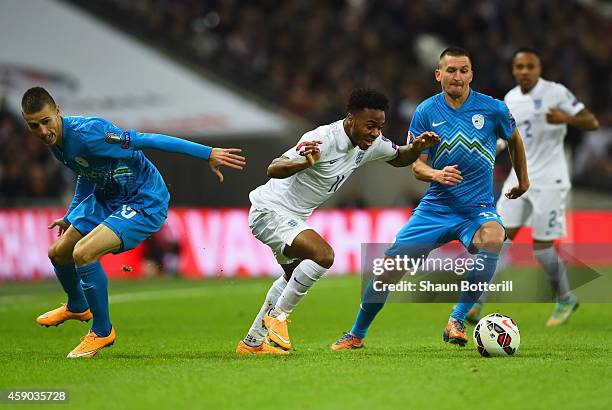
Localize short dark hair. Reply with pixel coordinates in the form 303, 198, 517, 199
512, 47, 540, 60
346, 88, 389, 113
439, 46, 472, 67
21, 87, 56, 114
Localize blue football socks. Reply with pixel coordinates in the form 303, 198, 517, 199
76, 262, 112, 337
52, 261, 89, 313
350, 278, 391, 339
452, 250, 499, 321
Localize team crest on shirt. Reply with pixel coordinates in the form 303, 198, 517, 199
105, 131, 121, 144
74, 156, 89, 167
534, 99, 542, 110
472, 114, 485, 130
355, 151, 365, 165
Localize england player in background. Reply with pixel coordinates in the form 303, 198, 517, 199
236, 88, 439, 354
468, 48, 599, 326
22, 87, 246, 358
332, 47, 529, 350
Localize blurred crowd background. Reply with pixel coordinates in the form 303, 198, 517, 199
1, 0, 610, 206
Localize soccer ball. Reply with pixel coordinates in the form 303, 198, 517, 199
473, 313, 520, 357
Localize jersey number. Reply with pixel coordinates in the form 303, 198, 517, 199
328, 175, 346, 193
121, 205, 137, 219
523, 120, 533, 138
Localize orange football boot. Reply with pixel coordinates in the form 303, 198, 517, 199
235, 340, 289, 355
66, 327, 116, 358
263, 311, 291, 350
330, 332, 364, 351
443, 317, 468, 346
36, 303, 92, 327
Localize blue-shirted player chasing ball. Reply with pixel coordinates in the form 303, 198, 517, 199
21, 87, 246, 358
332, 47, 530, 350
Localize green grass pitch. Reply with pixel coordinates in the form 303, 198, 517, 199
1, 274, 611, 410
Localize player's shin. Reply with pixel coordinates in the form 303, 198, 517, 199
52, 261, 89, 313
350, 278, 391, 339
534, 246, 572, 301
76, 262, 112, 337
452, 251, 499, 321
477, 239, 512, 304
244, 275, 288, 346
273, 260, 327, 315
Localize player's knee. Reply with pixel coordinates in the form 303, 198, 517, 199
475, 225, 505, 254
72, 243, 97, 267
314, 246, 335, 269
48, 242, 72, 265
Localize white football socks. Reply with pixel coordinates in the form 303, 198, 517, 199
244, 275, 287, 346
273, 259, 328, 315
534, 246, 572, 301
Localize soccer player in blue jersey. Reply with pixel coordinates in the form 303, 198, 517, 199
21, 87, 246, 358
332, 47, 530, 349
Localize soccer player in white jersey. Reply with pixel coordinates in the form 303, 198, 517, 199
468, 48, 599, 326
235, 88, 440, 354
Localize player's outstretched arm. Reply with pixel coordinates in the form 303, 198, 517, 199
267, 141, 321, 179
546, 108, 599, 131
504, 129, 530, 199
128, 132, 246, 182
387, 132, 439, 167
412, 154, 463, 186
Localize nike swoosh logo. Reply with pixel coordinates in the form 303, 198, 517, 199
67, 348, 101, 358
432, 121, 446, 127
269, 329, 291, 345
109, 215, 122, 220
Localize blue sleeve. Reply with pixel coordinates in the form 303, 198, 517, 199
81, 118, 212, 160
64, 176, 95, 222
408, 105, 430, 153
130, 132, 212, 160
496, 101, 516, 140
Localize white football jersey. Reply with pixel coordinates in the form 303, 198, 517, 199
503, 78, 584, 188
249, 119, 399, 218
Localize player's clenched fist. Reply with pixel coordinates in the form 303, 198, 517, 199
434, 164, 463, 186
296, 140, 322, 164
504, 181, 530, 199
411, 131, 440, 152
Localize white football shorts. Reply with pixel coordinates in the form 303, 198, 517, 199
497, 186, 569, 241
248, 206, 311, 265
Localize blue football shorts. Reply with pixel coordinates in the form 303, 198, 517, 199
386, 206, 504, 257
65, 194, 167, 253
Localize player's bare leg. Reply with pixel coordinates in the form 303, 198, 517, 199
67, 224, 120, 358
263, 229, 333, 350
533, 239, 578, 326
447, 222, 504, 346
37, 226, 93, 327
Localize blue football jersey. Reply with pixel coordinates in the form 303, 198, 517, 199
51, 116, 170, 213
409, 90, 516, 211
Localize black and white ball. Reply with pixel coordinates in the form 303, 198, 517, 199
473, 313, 520, 357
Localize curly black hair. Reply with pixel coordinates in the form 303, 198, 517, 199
346, 88, 389, 114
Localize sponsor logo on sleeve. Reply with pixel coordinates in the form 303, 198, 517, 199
121, 131, 131, 149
